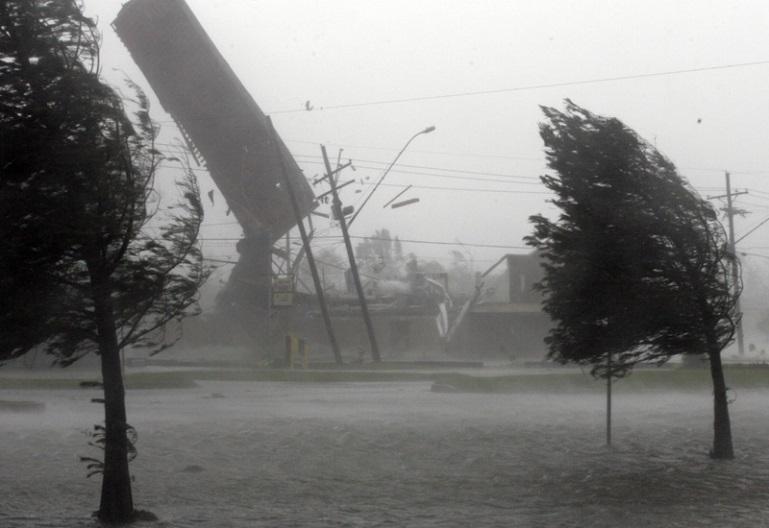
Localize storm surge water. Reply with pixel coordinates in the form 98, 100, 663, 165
3, 381, 769, 527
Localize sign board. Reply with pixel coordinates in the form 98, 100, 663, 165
272, 275, 295, 307
271, 292, 294, 307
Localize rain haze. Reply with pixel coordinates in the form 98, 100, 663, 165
87, 0, 769, 290
4, 1, 769, 527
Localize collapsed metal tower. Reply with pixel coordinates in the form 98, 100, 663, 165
113, 0, 315, 312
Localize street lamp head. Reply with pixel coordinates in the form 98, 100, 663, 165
348, 124, 435, 226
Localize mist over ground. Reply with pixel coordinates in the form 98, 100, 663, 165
3, 373, 769, 527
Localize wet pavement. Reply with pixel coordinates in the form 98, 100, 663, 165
2, 380, 769, 527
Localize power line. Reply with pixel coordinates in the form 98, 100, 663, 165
681, 166, 769, 176
161, 154, 546, 188
289, 139, 769, 176
156, 163, 549, 194
313, 235, 527, 250
377, 182, 551, 195
741, 251, 769, 261
286, 138, 543, 163
740, 202, 769, 213
269, 60, 769, 114
199, 235, 527, 250
745, 189, 769, 199
737, 215, 769, 244
205, 247, 503, 267
156, 158, 763, 198
304, 162, 543, 187
294, 154, 542, 182
736, 200, 769, 210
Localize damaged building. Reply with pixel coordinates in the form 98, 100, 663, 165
288, 252, 550, 362
113, 0, 549, 364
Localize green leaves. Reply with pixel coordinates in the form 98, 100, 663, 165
528, 101, 738, 374
0, 0, 210, 363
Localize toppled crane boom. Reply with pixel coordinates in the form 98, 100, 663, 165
113, 0, 314, 242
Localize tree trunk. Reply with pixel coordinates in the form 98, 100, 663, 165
707, 345, 734, 459
91, 274, 135, 522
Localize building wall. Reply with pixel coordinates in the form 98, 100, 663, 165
285, 309, 445, 362
506, 252, 545, 303
463, 312, 549, 360
241, 252, 553, 363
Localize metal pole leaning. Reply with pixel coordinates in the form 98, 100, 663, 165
321, 145, 382, 362
267, 117, 343, 365
725, 171, 745, 356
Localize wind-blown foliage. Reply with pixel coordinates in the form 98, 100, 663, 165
1, 0, 209, 520
1, 1, 207, 364
0, 0, 102, 359
527, 100, 739, 458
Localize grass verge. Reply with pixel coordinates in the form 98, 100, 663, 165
1, 364, 769, 392
432, 365, 769, 393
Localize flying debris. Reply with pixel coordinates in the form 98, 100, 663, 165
383, 184, 413, 208
391, 197, 420, 209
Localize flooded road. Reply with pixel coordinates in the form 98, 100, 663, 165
3, 380, 769, 527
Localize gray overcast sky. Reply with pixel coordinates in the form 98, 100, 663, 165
86, 0, 769, 270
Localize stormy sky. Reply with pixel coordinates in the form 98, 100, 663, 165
85, 0, 769, 291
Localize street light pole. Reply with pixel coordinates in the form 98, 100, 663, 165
348, 125, 435, 227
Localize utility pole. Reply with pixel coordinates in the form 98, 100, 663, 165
267, 117, 342, 365
724, 171, 745, 356
320, 145, 382, 362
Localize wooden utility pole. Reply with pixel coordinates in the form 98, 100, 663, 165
321, 145, 381, 362
724, 171, 745, 356
267, 118, 342, 365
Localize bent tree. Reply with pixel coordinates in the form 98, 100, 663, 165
526, 100, 740, 459
1, 0, 209, 521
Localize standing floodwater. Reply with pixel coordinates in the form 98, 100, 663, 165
3, 380, 769, 527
